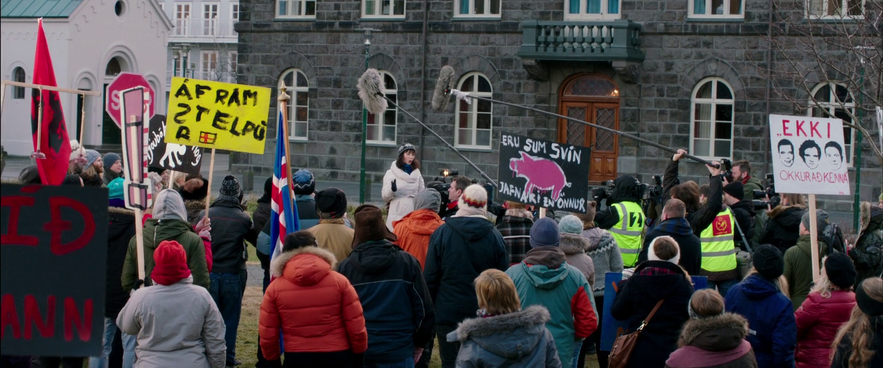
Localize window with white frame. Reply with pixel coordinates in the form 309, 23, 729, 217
564, 0, 621, 20
203, 3, 219, 36
689, 0, 744, 19
175, 3, 191, 36
366, 71, 397, 143
807, 0, 864, 18
201, 51, 218, 80
231, 3, 239, 20
455, 0, 501, 17
455, 73, 493, 148
276, 0, 316, 18
690, 78, 734, 159
363, 0, 405, 18
12, 67, 25, 99
808, 82, 856, 166
280, 69, 309, 140
227, 51, 237, 83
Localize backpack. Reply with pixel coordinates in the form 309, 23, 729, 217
821, 223, 846, 255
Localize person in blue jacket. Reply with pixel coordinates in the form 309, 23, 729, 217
725, 244, 796, 368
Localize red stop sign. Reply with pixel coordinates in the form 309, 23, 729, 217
106, 73, 156, 128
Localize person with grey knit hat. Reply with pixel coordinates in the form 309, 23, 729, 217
80, 149, 104, 187
195, 175, 257, 366
425, 184, 508, 368
394, 189, 444, 269
382, 143, 425, 231
783, 209, 830, 310
102, 152, 123, 185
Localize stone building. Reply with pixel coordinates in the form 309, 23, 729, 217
233, 0, 882, 207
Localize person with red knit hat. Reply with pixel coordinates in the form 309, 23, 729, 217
117, 240, 226, 368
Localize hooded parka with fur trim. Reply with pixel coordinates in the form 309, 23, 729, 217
448, 306, 562, 368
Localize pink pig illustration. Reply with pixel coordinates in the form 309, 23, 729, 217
509, 152, 572, 201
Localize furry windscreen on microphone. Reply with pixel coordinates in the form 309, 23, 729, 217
357, 68, 388, 115
431, 65, 456, 111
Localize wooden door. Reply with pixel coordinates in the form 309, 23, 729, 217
558, 74, 620, 183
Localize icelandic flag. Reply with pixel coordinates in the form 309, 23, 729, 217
269, 110, 300, 264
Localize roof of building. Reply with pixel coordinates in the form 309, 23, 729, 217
1, 0, 84, 18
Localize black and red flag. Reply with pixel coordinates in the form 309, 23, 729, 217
30, 18, 72, 185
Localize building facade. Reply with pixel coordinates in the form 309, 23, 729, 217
234, 0, 882, 206
1, 0, 171, 153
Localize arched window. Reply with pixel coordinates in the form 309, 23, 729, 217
12, 67, 25, 99
279, 69, 309, 140
690, 78, 734, 159
366, 71, 397, 143
455, 73, 493, 148
106, 57, 122, 76
808, 82, 856, 166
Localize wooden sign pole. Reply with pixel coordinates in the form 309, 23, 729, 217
539, 207, 547, 219
204, 148, 216, 216
808, 194, 820, 282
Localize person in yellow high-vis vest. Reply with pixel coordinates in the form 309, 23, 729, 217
593, 175, 645, 268
700, 206, 740, 297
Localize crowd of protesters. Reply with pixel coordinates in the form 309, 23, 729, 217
5, 142, 883, 368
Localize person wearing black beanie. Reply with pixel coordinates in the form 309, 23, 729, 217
306, 188, 355, 266
725, 244, 796, 368
831, 277, 883, 368
794, 253, 857, 367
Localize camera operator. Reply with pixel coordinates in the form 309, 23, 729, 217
722, 182, 756, 250
663, 149, 725, 236
439, 176, 472, 220
731, 160, 764, 200
592, 175, 645, 268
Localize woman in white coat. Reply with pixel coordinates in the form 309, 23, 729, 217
382, 143, 425, 231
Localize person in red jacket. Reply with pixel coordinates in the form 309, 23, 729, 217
259, 231, 368, 368
794, 252, 857, 368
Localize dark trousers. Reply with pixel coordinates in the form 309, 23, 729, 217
282, 351, 356, 368
256, 254, 272, 368
435, 323, 459, 368
590, 294, 609, 368
210, 272, 244, 365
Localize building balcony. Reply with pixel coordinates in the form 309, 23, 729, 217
169, 18, 237, 44
518, 19, 645, 81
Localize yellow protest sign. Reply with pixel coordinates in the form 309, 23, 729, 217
165, 77, 271, 154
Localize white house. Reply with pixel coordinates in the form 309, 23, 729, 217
1, 0, 172, 155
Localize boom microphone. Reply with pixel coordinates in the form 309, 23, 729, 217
357, 68, 387, 115
437, 66, 719, 168
431, 65, 456, 112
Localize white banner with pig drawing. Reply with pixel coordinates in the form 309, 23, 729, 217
497, 133, 590, 213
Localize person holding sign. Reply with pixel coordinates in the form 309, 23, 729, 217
382, 143, 426, 231
592, 175, 646, 268
783, 210, 830, 311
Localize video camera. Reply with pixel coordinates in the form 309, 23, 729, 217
592, 179, 617, 203
426, 168, 459, 211
719, 158, 734, 183
751, 173, 780, 210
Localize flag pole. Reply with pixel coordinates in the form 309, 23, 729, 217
278, 85, 295, 200
31, 86, 46, 160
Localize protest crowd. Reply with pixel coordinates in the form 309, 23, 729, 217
5, 141, 883, 368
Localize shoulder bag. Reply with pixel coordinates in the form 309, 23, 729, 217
607, 298, 665, 368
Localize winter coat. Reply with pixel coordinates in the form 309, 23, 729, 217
850, 201, 883, 288
337, 240, 435, 364
122, 191, 209, 292
393, 208, 444, 269
584, 227, 622, 297
252, 200, 272, 236
295, 195, 320, 230
611, 260, 694, 368
184, 199, 206, 224
794, 290, 855, 368
742, 176, 765, 200
595, 175, 644, 229
560, 233, 595, 288
117, 276, 226, 368
424, 216, 509, 325
830, 321, 883, 368
105, 207, 136, 319
760, 205, 807, 254
259, 247, 368, 361
448, 306, 562, 368
638, 217, 702, 276
783, 235, 828, 311
382, 161, 425, 231
495, 211, 534, 265
666, 313, 758, 368
195, 196, 257, 274
306, 218, 355, 267
506, 246, 598, 368
725, 274, 796, 368
730, 200, 757, 249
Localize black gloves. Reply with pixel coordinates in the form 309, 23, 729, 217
391, 179, 397, 192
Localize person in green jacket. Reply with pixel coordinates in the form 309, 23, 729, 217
121, 189, 210, 292
783, 209, 829, 311
731, 160, 764, 200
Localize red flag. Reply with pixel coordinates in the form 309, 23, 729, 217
31, 18, 72, 185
